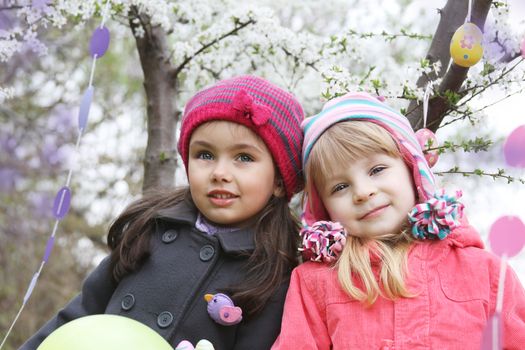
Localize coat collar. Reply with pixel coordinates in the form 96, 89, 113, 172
155, 198, 256, 254
411, 215, 484, 265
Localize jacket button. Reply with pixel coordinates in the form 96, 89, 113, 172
199, 245, 215, 261
161, 230, 178, 243
157, 311, 174, 328
121, 293, 135, 311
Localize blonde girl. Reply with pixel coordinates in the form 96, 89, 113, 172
273, 92, 525, 349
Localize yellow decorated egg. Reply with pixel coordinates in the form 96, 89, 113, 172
450, 22, 483, 67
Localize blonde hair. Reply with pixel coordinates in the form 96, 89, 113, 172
304, 121, 415, 305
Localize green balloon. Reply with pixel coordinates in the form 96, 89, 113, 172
37, 314, 173, 350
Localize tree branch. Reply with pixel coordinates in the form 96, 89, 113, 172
406, 0, 492, 132
436, 167, 525, 184
0, 5, 25, 11
173, 19, 255, 77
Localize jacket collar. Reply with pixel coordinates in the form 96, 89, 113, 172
412, 215, 484, 264
155, 198, 256, 254
444, 215, 484, 249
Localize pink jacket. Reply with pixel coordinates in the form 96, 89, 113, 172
272, 221, 525, 349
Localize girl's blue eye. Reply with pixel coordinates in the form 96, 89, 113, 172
332, 183, 348, 193
238, 153, 254, 162
370, 166, 386, 175
197, 151, 213, 160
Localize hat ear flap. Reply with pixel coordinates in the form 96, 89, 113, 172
303, 186, 331, 226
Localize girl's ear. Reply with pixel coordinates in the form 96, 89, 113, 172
273, 178, 285, 198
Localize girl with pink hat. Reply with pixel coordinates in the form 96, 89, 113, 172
21, 76, 305, 350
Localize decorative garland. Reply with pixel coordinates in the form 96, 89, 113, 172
0, 2, 111, 348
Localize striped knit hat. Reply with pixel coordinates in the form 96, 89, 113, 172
302, 92, 437, 226
178, 75, 304, 201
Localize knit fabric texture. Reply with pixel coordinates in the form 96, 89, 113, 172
301, 92, 436, 225
178, 75, 305, 200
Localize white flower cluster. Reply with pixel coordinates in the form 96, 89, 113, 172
0, 86, 15, 103
0, 0, 97, 62
483, 5, 522, 64
0, 35, 22, 62
319, 64, 359, 99
0, 0, 523, 120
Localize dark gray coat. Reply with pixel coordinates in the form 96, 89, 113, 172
20, 199, 290, 350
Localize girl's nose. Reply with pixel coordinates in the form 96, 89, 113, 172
352, 179, 377, 203
211, 160, 233, 182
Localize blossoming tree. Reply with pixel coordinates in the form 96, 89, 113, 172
0, 0, 524, 348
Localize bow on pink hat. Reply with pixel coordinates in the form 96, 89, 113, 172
231, 90, 271, 126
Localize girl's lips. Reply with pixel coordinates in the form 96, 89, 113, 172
209, 197, 236, 207
207, 190, 238, 207
360, 204, 389, 220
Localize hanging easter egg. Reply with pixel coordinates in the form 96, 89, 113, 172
78, 86, 94, 132
43, 236, 55, 263
488, 216, 525, 258
415, 128, 439, 167
450, 22, 483, 67
503, 125, 525, 167
23, 272, 41, 304
89, 26, 110, 58
52, 186, 71, 220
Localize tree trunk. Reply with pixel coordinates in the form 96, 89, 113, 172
406, 0, 492, 132
129, 11, 178, 192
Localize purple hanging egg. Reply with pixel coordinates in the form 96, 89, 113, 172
89, 26, 110, 58
43, 236, 55, 262
78, 86, 94, 131
503, 125, 525, 167
52, 186, 71, 220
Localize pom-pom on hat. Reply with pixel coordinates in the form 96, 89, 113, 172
178, 75, 305, 201
301, 92, 436, 226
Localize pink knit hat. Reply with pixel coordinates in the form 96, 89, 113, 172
178, 75, 304, 201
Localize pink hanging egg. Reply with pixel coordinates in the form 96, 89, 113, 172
415, 128, 439, 167
489, 216, 525, 258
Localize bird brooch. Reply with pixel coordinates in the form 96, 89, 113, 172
204, 293, 243, 326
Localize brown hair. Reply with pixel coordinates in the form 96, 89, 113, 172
304, 121, 415, 305
107, 187, 300, 317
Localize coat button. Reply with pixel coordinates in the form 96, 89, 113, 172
199, 245, 215, 261
157, 311, 173, 328
161, 230, 178, 243
121, 293, 135, 311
